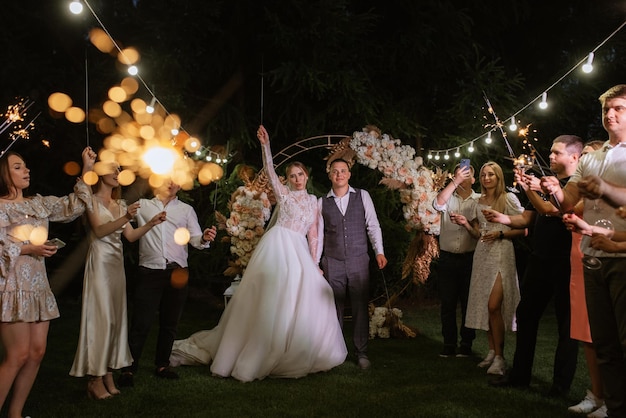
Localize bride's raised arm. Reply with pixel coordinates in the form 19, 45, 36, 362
257, 125, 288, 197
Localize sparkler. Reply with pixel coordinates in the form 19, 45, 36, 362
0, 98, 34, 136
482, 93, 561, 209
1, 99, 41, 157
482, 92, 515, 159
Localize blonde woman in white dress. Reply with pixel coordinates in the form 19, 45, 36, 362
465, 161, 524, 376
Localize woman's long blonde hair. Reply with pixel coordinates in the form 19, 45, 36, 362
479, 161, 507, 213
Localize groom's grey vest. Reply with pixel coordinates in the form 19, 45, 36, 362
321, 189, 368, 261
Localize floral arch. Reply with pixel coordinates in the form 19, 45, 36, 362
216, 126, 447, 285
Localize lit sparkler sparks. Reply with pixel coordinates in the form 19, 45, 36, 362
0, 98, 34, 136
1, 98, 41, 157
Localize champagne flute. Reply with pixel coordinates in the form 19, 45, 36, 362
514, 153, 533, 174
582, 219, 614, 270
480, 221, 490, 241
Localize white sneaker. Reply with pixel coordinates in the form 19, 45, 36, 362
477, 349, 495, 368
568, 390, 602, 414
486, 355, 506, 375
587, 404, 607, 418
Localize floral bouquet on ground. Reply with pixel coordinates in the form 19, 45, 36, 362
368, 303, 418, 339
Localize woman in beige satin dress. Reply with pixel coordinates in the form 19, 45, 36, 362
69, 163, 166, 399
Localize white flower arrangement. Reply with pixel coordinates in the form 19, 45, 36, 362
219, 183, 272, 276
369, 306, 416, 339
349, 126, 441, 235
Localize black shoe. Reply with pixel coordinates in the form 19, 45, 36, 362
357, 356, 371, 370
488, 374, 528, 389
439, 345, 456, 358
118, 372, 134, 387
456, 345, 473, 358
155, 366, 179, 379
545, 385, 568, 398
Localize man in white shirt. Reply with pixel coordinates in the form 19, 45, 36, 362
119, 179, 216, 386
433, 163, 480, 357
318, 159, 387, 370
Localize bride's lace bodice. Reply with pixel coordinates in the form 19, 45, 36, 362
273, 191, 317, 235
262, 143, 318, 236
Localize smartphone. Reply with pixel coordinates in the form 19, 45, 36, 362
45, 238, 66, 249
460, 158, 470, 171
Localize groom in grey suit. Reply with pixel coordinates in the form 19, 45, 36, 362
318, 158, 387, 370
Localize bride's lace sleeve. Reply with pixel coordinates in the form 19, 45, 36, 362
307, 196, 320, 262
261, 142, 288, 198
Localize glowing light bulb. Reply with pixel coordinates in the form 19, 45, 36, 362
509, 117, 517, 131
434, 153, 440, 161
485, 131, 492, 144
69, 0, 83, 14
468, 142, 475, 153
128, 65, 139, 76
444, 151, 450, 160
146, 97, 156, 114
539, 92, 548, 109
454, 148, 461, 158
582, 52, 594, 73
427, 151, 433, 160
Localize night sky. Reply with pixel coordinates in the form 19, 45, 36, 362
1, 0, 626, 191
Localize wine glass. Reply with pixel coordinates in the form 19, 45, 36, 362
582, 219, 614, 270
514, 154, 534, 173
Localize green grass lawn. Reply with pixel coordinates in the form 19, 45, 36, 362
5, 294, 589, 417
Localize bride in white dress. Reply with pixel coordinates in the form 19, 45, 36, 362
170, 125, 347, 382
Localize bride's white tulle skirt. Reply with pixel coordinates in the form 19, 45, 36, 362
170, 226, 348, 382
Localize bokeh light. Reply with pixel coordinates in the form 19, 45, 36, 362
48, 92, 73, 113
121, 77, 139, 96
108, 87, 128, 103
29, 226, 48, 246
170, 268, 189, 289
83, 170, 99, 186
118, 169, 136, 186
63, 161, 81, 176
174, 227, 191, 245
143, 146, 177, 175
118, 47, 140, 65
65, 107, 86, 123
89, 28, 115, 53
184, 137, 201, 153
103, 100, 123, 118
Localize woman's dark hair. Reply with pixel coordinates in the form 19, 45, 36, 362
0, 151, 26, 198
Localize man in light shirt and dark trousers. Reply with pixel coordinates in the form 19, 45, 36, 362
119, 180, 216, 386
433, 163, 480, 358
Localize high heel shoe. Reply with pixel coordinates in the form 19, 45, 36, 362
87, 376, 112, 400
103, 372, 121, 395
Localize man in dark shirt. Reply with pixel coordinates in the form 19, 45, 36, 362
484, 135, 583, 396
